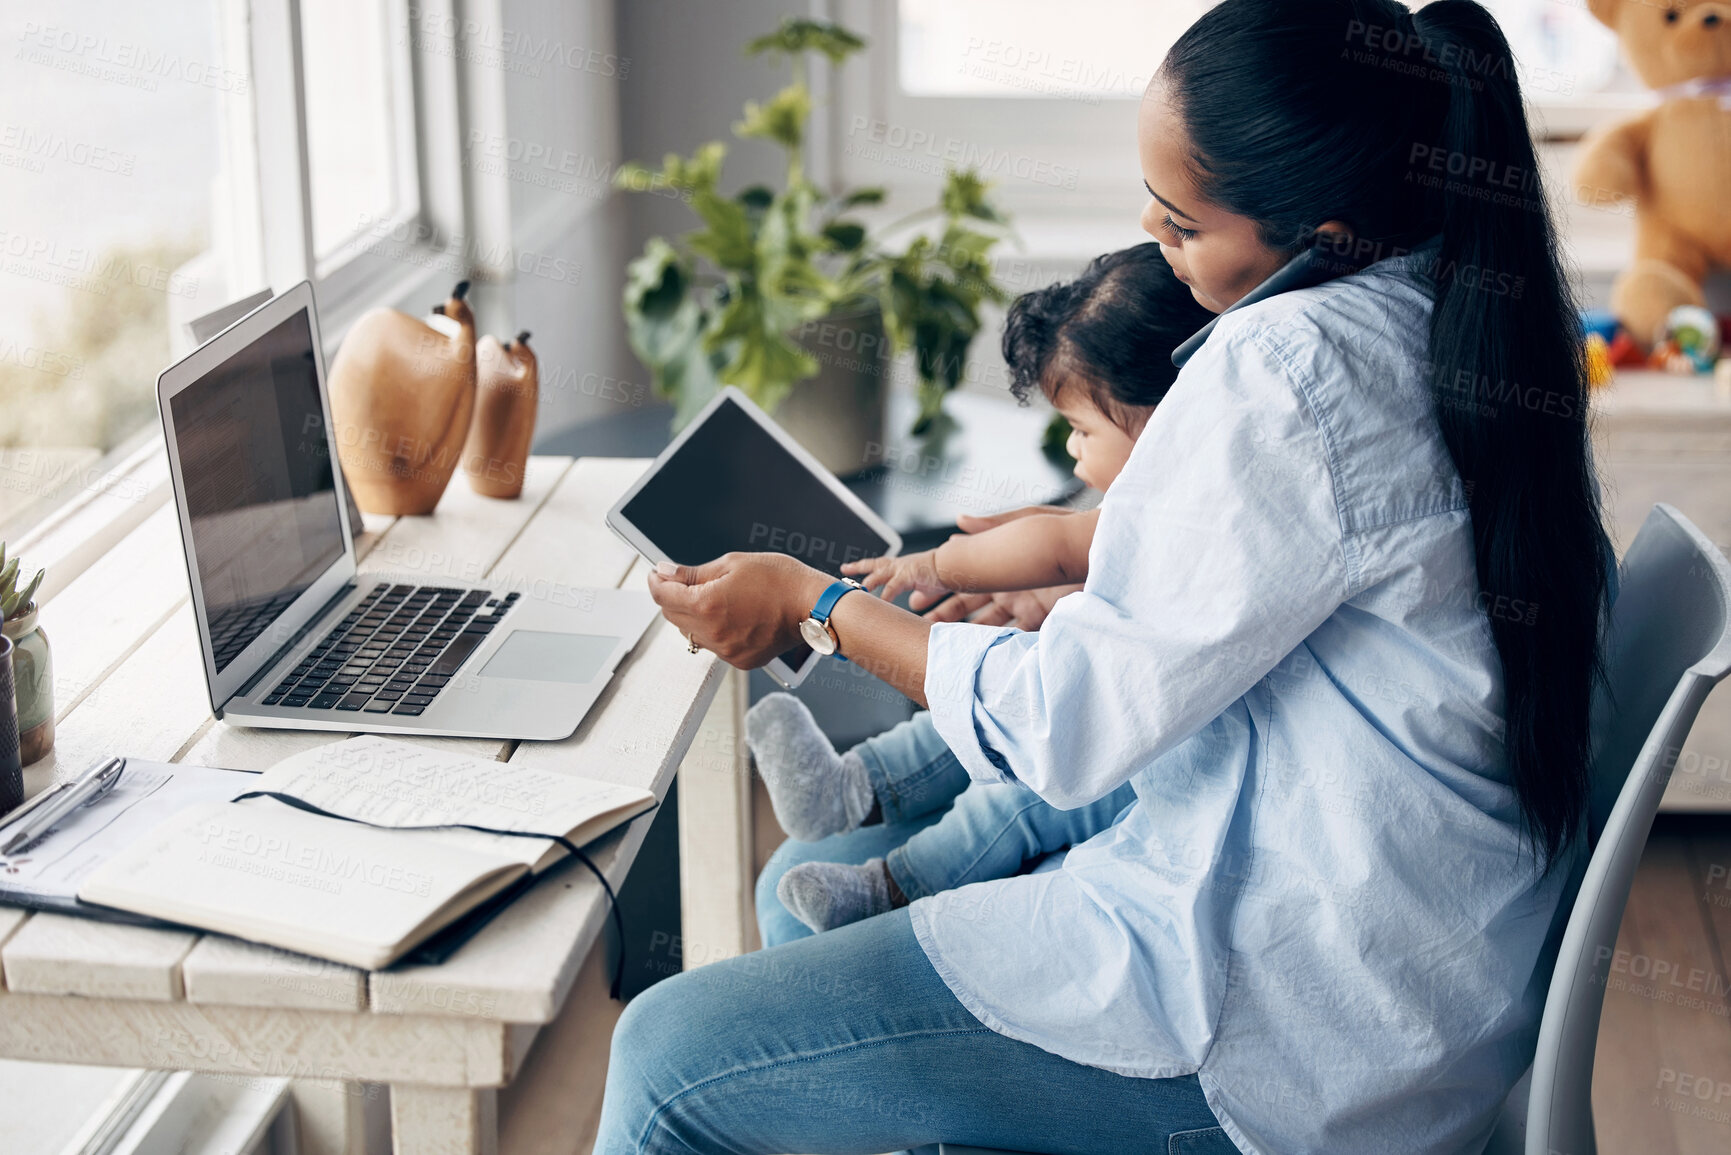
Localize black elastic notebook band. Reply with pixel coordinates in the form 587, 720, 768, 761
232, 790, 639, 999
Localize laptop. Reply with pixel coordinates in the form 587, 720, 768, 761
155, 281, 657, 741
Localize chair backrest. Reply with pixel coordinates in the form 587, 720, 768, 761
1524, 504, 1731, 1155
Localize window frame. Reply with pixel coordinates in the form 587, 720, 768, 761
2, 0, 474, 552
830, 1, 1656, 215
239, 0, 466, 341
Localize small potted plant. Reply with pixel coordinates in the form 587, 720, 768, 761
616, 17, 1011, 475
0, 544, 51, 766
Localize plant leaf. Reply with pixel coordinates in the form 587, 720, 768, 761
737, 185, 775, 213
621, 239, 723, 425
706, 282, 820, 414
7, 569, 42, 616
745, 18, 867, 65
0, 557, 17, 602
734, 84, 811, 151
686, 191, 758, 270
839, 187, 887, 209
821, 221, 867, 252
941, 168, 1006, 224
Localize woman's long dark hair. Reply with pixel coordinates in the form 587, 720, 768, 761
1162, 0, 1608, 866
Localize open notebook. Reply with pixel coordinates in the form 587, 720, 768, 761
78, 736, 655, 970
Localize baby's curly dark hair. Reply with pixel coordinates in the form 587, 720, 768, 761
1002, 243, 1214, 432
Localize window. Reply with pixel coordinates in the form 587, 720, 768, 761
0, 0, 231, 533
300, 0, 415, 263
828, 0, 1647, 262
897, 0, 1199, 101
249, 0, 445, 320
897, 0, 1631, 110
2, 0, 458, 541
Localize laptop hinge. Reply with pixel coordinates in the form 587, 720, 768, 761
228, 581, 365, 706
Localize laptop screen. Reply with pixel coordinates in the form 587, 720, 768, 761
168, 307, 344, 674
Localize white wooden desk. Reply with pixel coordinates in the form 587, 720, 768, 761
0, 455, 749, 1155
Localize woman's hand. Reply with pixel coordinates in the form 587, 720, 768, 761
922, 583, 1082, 631
647, 553, 830, 669
841, 548, 952, 608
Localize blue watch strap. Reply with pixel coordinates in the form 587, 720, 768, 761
811, 579, 863, 662
811, 578, 863, 624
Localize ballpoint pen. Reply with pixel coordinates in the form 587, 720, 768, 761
0, 757, 126, 856
0, 781, 73, 840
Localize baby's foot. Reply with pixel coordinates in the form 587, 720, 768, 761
777, 859, 894, 933
745, 693, 874, 842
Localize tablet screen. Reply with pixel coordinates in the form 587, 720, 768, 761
617, 395, 894, 669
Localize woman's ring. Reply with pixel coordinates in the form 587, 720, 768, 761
688, 633, 702, 654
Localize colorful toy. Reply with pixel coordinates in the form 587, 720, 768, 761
1585, 332, 1615, 389
1575, 1, 1731, 351
1659, 304, 1722, 373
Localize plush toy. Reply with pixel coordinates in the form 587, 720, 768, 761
1575, 0, 1731, 350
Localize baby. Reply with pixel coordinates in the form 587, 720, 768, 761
749, 243, 1213, 934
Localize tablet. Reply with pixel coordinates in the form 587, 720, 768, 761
607, 387, 902, 688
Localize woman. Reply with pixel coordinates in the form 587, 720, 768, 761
595, 1, 1609, 1152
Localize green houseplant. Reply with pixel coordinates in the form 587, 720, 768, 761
616, 18, 1011, 464
1, 543, 53, 766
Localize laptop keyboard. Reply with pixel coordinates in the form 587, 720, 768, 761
210, 589, 303, 672
261, 583, 520, 717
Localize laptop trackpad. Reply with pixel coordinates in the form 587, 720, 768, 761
480, 630, 620, 684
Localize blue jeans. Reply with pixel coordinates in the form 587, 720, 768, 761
595, 908, 1235, 1154
758, 712, 1136, 945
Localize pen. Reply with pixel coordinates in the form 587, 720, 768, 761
0, 781, 73, 839
0, 757, 126, 856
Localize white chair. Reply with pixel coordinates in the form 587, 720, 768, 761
941, 503, 1731, 1155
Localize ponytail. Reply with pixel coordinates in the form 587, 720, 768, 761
1163, 0, 1609, 866
1411, 1, 1606, 865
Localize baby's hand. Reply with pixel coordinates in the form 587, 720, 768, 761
842, 549, 951, 606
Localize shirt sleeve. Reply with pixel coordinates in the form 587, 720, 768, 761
924, 319, 1353, 808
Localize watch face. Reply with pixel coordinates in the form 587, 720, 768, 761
800, 617, 837, 656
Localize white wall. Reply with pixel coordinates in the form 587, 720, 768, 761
400, 0, 643, 447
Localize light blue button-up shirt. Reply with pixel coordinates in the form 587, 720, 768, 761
917, 250, 1578, 1155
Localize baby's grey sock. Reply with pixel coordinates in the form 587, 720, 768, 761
746, 693, 875, 842
777, 858, 893, 933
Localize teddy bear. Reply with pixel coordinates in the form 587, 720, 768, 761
1575, 0, 1731, 349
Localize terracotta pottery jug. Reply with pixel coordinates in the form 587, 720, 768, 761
463, 331, 538, 499
327, 281, 477, 515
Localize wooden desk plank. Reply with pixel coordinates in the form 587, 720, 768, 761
38, 504, 188, 725
3, 914, 197, 1001
37, 603, 222, 781
0, 907, 29, 964
182, 937, 368, 1012
0, 992, 512, 1087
